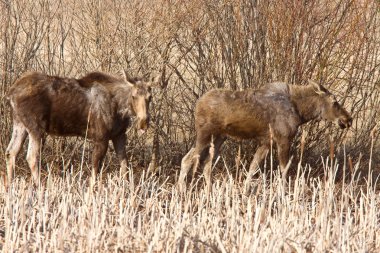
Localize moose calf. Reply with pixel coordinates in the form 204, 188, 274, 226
179, 80, 352, 191
5, 71, 157, 185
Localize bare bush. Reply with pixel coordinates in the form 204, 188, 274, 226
0, 0, 379, 184
1, 0, 380, 251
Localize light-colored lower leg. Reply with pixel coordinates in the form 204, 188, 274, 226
248, 146, 269, 177
120, 160, 128, 177
203, 156, 212, 194
245, 145, 269, 193
203, 136, 225, 193
277, 140, 291, 181
5, 122, 27, 186
178, 148, 195, 191
26, 135, 42, 184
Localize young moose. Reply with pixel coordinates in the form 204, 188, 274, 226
5, 71, 157, 185
179, 80, 352, 191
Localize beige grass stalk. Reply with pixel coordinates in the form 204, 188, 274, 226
2, 154, 380, 252
300, 129, 306, 165
369, 124, 377, 173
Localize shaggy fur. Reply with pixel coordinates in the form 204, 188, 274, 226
5, 71, 156, 185
179, 81, 352, 191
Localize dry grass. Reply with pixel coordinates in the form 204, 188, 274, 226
1, 0, 380, 252
1, 156, 379, 252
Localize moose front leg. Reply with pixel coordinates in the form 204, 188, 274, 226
112, 134, 128, 177
276, 138, 291, 179
92, 141, 108, 180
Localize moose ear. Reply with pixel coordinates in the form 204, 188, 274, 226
148, 75, 161, 88
121, 69, 138, 85
309, 79, 326, 95
121, 69, 129, 81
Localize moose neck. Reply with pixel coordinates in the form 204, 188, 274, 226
289, 85, 323, 124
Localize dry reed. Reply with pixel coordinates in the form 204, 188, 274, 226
0, 155, 379, 252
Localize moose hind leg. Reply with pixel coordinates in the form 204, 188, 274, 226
26, 132, 44, 184
178, 132, 211, 191
248, 144, 270, 174
245, 144, 269, 194
179, 148, 195, 188
5, 120, 27, 185
203, 136, 226, 193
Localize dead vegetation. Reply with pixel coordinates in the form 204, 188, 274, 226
0, 0, 379, 251
0, 157, 379, 252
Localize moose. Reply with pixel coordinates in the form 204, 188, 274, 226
178, 80, 352, 191
5, 71, 157, 185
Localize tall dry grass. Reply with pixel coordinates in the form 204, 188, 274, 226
0, 154, 379, 252
1, 0, 380, 251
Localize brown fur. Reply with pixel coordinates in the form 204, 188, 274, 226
5, 71, 156, 185
179, 81, 352, 191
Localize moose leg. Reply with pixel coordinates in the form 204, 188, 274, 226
112, 134, 128, 177
5, 119, 27, 186
179, 148, 195, 188
213, 136, 226, 158
245, 144, 269, 194
277, 139, 291, 179
248, 144, 270, 173
203, 136, 226, 193
92, 141, 108, 180
178, 132, 211, 191
26, 131, 44, 184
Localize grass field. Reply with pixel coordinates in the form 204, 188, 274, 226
1, 156, 379, 252
1, 0, 380, 252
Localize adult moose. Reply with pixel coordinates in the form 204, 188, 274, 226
179, 80, 352, 191
5, 71, 158, 185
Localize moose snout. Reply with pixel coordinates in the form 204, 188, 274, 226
136, 116, 149, 134
338, 116, 352, 129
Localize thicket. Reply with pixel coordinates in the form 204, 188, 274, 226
1, 0, 379, 178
